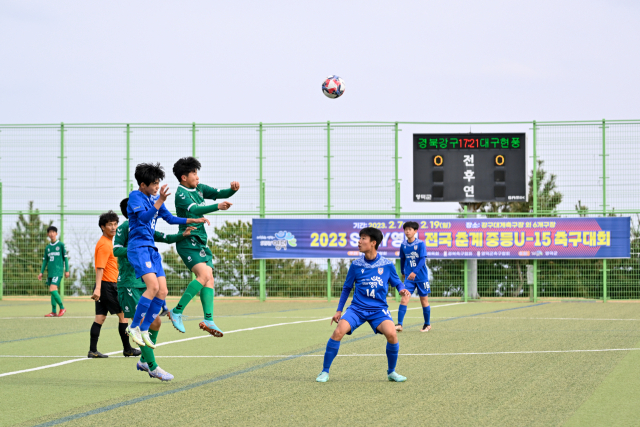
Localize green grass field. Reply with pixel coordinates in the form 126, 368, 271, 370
2, 297, 640, 426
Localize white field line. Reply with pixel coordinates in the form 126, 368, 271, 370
3, 347, 640, 359
412, 316, 640, 322
0, 303, 456, 321
0, 302, 465, 378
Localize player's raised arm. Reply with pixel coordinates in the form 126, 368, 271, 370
201, 182, 239, 200
188, 201, 232, 215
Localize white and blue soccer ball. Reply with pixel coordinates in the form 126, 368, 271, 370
322, 75, 345, 99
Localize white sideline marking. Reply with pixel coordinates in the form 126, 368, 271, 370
3, 347, 640, 359
0, 303, 458, 321
0, 302, 465, 378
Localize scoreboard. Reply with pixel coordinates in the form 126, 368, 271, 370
413, 133, 527, 202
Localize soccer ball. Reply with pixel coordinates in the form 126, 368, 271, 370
322, 75, 346, 99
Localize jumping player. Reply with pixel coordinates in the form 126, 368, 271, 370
168, 157, 239, 337
316, 227, 411, 383
395, 221, 431, 332
38, 225, 69, 317
125, 163, 208, 357
114, 198, 196, 381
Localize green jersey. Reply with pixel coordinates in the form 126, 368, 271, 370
40, 241, 69, 278
113, 220, 187, 288
174, 184, 237, 244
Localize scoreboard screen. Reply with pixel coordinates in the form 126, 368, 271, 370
413, 133, 527, 202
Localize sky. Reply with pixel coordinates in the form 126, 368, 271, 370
1, 0, 639, 124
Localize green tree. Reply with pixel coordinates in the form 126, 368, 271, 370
3, 202, 52, 295
161, 220, 343, 298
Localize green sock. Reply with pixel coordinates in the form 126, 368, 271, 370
139, 329, 159, 370
173, 279, 203, 314
52, 290, 64, 309
50, 292, 57, 313
200, 287, 214, 321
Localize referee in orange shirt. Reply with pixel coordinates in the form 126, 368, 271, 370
89, 211, 141, 358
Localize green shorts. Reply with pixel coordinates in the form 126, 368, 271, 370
176, 238, 214, 271
117, 287, 145, 319
46, 277, 62, 288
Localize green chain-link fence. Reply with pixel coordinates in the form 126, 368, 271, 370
1, 120, 638, 301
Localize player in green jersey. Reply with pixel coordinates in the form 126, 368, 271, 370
38, 226, 70, 317
168, 156, 239, 337
115, 198, 196, 380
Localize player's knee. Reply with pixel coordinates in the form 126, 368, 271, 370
331, 329, 345, 341
151, 317, 162, 329
94, 316, 105, 325
156, 287, 168, 299
386, 332, 399, 344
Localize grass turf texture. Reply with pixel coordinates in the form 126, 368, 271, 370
1, 299, 640, 426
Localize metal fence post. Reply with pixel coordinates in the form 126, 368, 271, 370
532, 120, 537, 303
326, 121, 332, 302
59, 122, 65, 299
394, 122, 401, 302
126, 124, 131, 196
191, 122, 198, 285
258, 123, 266, 302
0, 182, 3, 300
602, 118, 608, 302
463, 205, 468, 302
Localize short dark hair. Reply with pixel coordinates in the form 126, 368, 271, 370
99, 210, 119, 230
403, 221, 419, 231
134, 163, 165, 186
359, 227, 383, 250
173, 157, 201, 182
120, 198, 129, 219
47, 225, 58, 233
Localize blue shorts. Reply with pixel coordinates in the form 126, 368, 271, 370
127, 246, 165, 279
404, 280, 431, 297
342, 306, 394, 335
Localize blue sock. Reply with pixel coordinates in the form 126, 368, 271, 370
130, 296, 151, 329
423, 305, 431, 325
386, 342, 400, 375
140, 297, 164, 331
322, 338, 341, 373
397, 304, 407, 325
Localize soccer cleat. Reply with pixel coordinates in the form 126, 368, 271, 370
57, 308, 67, 317
126, 326, 146, 347
168, 309, 186, 333
420, 324, 431, 332
141, 331, 156, 349
395, 323, 403, 332
199, 319, 224, 337
387, 371, 407, 382
123, 347, 142, 357
136, 361, 150, 373
87, 350, 108, 358
44, 312, 57, 317
160, 301, 169, 316
148, 366, 174, 381
316, 372, 329, 382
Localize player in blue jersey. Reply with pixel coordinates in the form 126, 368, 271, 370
395, 221, 431, 333
316, 227, 411, 383
125, 163, 209, 358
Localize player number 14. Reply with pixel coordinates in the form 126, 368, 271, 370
366, 289, 375, 298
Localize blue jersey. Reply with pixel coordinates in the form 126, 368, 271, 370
337, 254, 405, 312
400, 238, 428, 282
127, 190, 187, 250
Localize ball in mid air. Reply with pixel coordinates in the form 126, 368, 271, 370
322, 75, 345, 99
